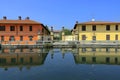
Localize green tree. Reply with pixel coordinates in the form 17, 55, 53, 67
59, 28, 72, 40
63, 29, 72, 35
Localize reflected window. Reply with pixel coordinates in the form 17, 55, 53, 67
115, 48, 118, 52
92, 57, 96, 63
29, 48, 33, 52
92, 48, 96, 52
20, 48, 23, 52
115, 57, 118, 64
106, 57, 110, 63
0, 58, 6, 64
82, 57, 86, 63
30, 57, 33, 63
82, 48, 86, 52
106, 48, 109, 52
20, 58, 24, 63
1, 36, 4, 41
11, 58, 16, 64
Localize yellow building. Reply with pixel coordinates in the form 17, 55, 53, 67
64, 35, 76, 41
73, 20, 120, 42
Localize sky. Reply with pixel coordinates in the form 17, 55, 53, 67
0, 0, 120, 30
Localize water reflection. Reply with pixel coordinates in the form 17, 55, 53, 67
0, 48, 49, 71
73, 47, 120, 64
0, 47, 120, 80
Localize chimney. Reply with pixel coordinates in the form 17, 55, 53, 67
3, 16, 7, 20
26, 17, 30, 20
18, 16, 22, 20
51, 26, 53, 32
62, 27, 64, 31
76, 21, 78, 24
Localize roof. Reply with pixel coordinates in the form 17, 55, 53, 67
78, 21, 120, 25
73, 21, 120, 29
0, 19, 42, 25
0, 19, 50, 34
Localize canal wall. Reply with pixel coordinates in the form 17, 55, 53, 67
1, 41, 120, 49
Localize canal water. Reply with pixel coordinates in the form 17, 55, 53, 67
0, 48, 120, 80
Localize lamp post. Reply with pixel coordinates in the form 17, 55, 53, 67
50, 26, 54, 41
62, 27, 65, 41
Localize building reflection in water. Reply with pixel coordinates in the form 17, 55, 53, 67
0, 48, 49, 71
73, 47, 120, 65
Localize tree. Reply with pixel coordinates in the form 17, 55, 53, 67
63, 29, 72, 35
59, 28, 72, 40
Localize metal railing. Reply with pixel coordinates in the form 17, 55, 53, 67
0, 40, 53, 45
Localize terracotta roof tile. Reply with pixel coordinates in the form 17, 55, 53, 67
0, 19, 41, 24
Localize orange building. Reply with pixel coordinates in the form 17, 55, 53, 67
0, 16, 50, 45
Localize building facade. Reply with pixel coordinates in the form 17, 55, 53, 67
63, 35, 75, 41
73, 21, 120, 42
53, 30, 61, 40
0, 16, 50, 44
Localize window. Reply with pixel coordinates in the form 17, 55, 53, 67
20, 36, 23, 41
42, 28, 44, 33
82, 25, 86, 31
106, 35, 110, 40
0, 26, 5, 31
29, 36, 33, 41
20, 26, 23, 31
10, 26, 15, 31
92, 25, 96, 31
1, 36, 4, 41
92, 36, 96, 40
9, 36, 15, 41
116, 25, 118, 30
82, 35, 86, 40
29, 26, 32, 31
115, 35, 118, 40
106, 25, 110, 31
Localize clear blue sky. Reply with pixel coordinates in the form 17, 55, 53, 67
0, 0, 120, 30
